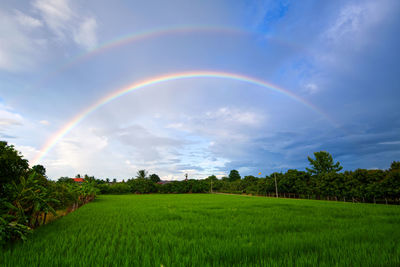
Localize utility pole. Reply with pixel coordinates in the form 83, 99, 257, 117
274, 173, 278, 198
210, 180, 213, 193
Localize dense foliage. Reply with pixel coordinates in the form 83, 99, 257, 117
2, 194, 399, 266
0, 142, 98, 246
95, 154, 400, 204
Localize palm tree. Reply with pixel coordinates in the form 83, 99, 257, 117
136, 170, 148, 179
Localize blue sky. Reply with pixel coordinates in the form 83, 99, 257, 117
1, 0, 399, 180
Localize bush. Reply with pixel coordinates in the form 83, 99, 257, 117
0, 216, 32, 246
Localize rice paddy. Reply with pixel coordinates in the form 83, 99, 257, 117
1, 194, 400, 266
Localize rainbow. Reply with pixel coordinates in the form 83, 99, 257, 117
33, 25, 247, 86
32, 71, 337, 165
75, 25, 245, 63
29, 24, 302, 90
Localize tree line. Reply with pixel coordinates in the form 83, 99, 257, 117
90, 151, 400, 204
0, 142, 98, 246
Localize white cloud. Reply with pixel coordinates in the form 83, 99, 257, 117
106, 125, 184, 162
206, 107, 261, 125
162, 107, 265, 146
39, 120, 50, 125
40, 123, 187, 179
0, 111, 23, 127
14, 10, 43, 28
13, 145, 40, 164
33, 0, 98, 49
305, 0, 397, 84
166, 122, 184, 129
48, 128, 108, 171
0, 104, 23, 128
324, 4, 365, 43
0, 11, 46, 71
0, 0, 99, 70
33, 0, 73, 38
379, 141, 400, 145
322, 0, 392, 48
73, 17, 98, 49
303, 83, 319, 94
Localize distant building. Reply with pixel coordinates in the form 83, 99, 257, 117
73, 178, 85, 183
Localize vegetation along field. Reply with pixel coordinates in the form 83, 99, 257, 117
2, 194, 400, 266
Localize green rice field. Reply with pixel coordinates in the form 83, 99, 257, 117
1, 194, 400, 266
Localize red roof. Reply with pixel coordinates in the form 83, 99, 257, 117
73, 178, 85, 182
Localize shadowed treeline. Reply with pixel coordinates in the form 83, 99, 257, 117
93, 152, 400, 205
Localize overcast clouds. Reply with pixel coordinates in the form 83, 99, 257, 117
0, 0, 399, 180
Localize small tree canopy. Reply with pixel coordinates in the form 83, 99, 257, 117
32, 165, 46, 177
149, 173, 161, 183
136, 169, 148, 179
389, 161, 400, 171
206, 175, 218, 181
228, 170, 241, 181
0, 141, 29, 188
306, 151, 343, 175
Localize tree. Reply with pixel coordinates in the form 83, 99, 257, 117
228, 170, 241, 182
389, 161, 400, 171
128, 178, 156, 193
57, 177, 74, 184
205, 175, 218, 181
383, 161, 400, 202
0, 144, 99, 246
0, 141, 29, 190
83, 174, 96, 182
108, 183, 130, 194
32, 165, 46, 177
149, 173, 161, 183
136, 170, 148, 179
381, 169, 400, 202
306, 151, 343, 175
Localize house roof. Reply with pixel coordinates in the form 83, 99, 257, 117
73, 178, 85, 182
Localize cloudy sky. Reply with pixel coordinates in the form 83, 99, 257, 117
1, 0, 399, 180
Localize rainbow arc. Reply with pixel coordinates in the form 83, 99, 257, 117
32, 71, 337, 165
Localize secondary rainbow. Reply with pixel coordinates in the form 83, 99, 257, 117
76, 25, 245, 63
32, 71, 337, 165
33, 25, 247, 87
30, 25, 301, 90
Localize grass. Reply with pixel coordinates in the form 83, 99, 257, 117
1, 194, 400, 266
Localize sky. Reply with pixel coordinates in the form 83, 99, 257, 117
1, 0, 399, 180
